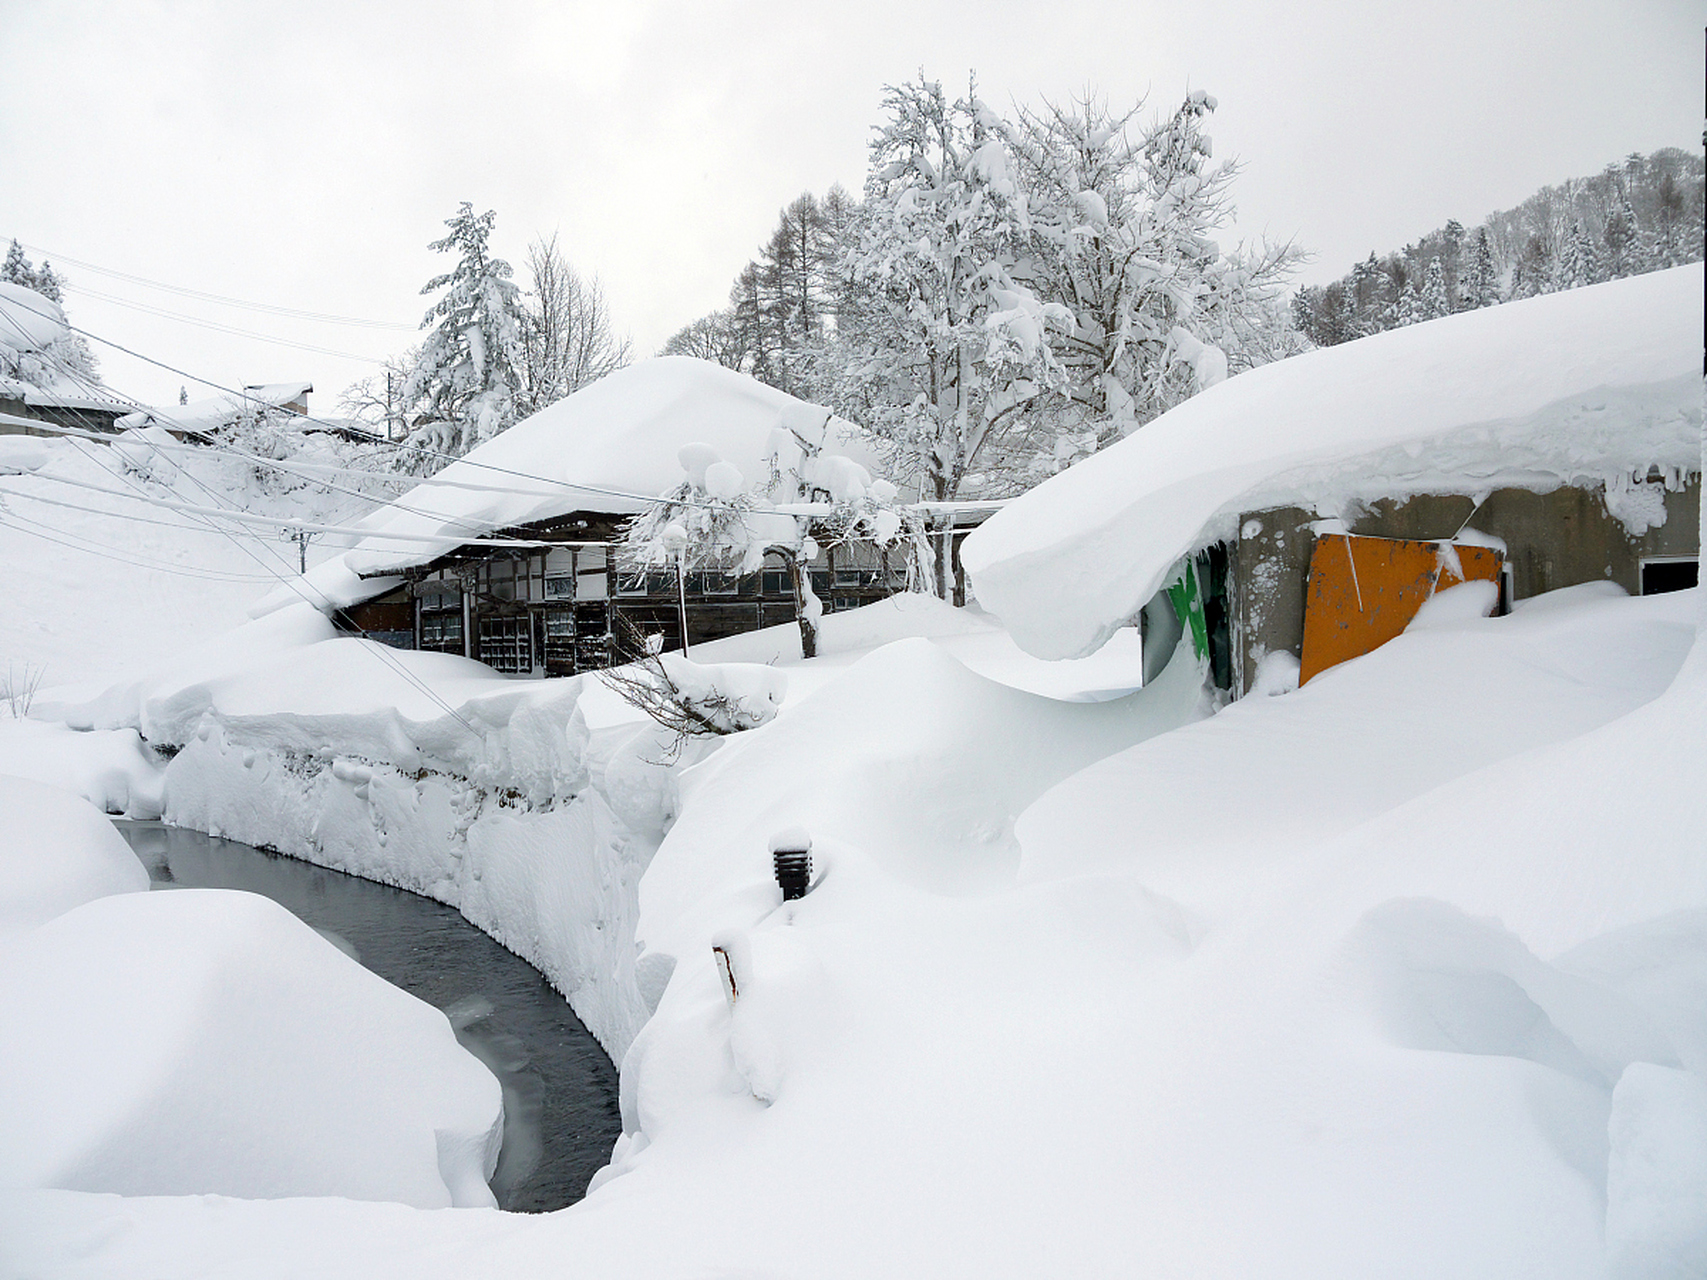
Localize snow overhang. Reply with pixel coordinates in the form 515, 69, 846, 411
961, 263, 1705, 661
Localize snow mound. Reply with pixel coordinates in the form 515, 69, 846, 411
638, 628, 1206, 967
1016, 585, 1698, 907
0, 720, 166, 818
0, 887, 502, 1207
963, 264, 1704, 659
0, 434, 54, 475
0, 282, 67, 353
341, 357, 877, 577
0, 777, 148, 935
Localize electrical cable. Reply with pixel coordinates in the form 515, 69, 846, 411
1, 288, 726, 511
1, 310, 490, 740
0, 511, 288, 581
65, 285, 390, 364
20, 467, 605, 547
13, 240, 416, 329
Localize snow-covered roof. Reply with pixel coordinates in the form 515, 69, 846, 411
0, 370, 126, 414
962, 263, 1705, 661
0, 283, 67, 354
20, 385, 130, 413
341, 357, 877, 577
118, 383, 315, 435
243, 381, 312, 404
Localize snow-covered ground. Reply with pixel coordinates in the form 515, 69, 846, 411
1, 349, 1703, 1276
3, 575, 1702, 1277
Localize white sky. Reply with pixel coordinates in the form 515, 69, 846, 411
1, 0, 1701, 412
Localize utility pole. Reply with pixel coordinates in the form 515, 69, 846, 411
675, 555, 690, 658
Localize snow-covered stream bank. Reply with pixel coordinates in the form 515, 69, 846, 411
117, 821, 620, 1212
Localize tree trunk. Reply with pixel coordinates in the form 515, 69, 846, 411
788, 558, 819, 659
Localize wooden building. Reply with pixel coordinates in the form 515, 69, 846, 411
312, 358, 927, 677
340, 513, 911, 676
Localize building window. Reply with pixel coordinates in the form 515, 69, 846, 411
545, 575, 574, 598
479, 615, 532, 674
1641, 557, 1699, 595
419, 604, 464, 654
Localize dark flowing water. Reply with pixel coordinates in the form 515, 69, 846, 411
114, 820, 621, 1213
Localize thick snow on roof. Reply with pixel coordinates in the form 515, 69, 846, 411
243, 381, 312, 402
118, 383, 309, 434
343, 357, 874, 577
0, 283, 67, 354
963, 263, 1705, 660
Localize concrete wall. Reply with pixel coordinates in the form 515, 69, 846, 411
1234, 477, 1701, 696
1231, 506, 1316, 695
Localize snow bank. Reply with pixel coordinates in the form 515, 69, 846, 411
1016, 583, 1697, 909
341, 357, 878, 577
0, 777, 147, 935
0, 888, 502, 1207
963, 263, 1704, 658
0, 719, 166, 818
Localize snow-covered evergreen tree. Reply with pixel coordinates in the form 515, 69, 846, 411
1554, 219, 1602, 290
0, 241, 99, 386
1602, 182, 1639, 279
402, 204, 529, 460
1418, 257, 1449, 320
1393, 278, 1422, 326
1463, 228, 1498, 309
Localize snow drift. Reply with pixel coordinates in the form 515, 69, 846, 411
0, 888, 502, 1207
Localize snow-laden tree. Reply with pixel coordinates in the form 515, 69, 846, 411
1005, 91, 1301, 441
621, 406, 908, 658
0, 241, 100, 387
826, 77, 1072, 594
401, 204, 529, 460
1417, 257, 1450, 321
518, 233, 630, 415
1462, 228, 1498, 309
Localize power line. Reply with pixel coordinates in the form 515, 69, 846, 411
67, 284, 390, 365
0, 311, 501, 741
2, 286, 737, 517
0, 510, 287, 581
0, 483, 326, 544
14, 240, 416, 330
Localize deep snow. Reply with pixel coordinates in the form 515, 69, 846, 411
963, 263, 1704, 659
0, 326, 1701, 1275
3, 581, 1703, 1278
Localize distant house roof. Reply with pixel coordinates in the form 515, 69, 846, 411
962, 263, 1705, 661
118, 381, 314, 437
243, 381, 313, 407
339, 357, 878, 578
20, 385, 130, 414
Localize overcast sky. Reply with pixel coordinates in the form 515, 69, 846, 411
2, 0, 1701, 411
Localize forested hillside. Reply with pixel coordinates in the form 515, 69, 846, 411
1291, 148, 1703, 345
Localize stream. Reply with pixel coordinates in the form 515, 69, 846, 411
113, 820, 622, 1213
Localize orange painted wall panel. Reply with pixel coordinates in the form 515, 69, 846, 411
1298, 534, 1502, 685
